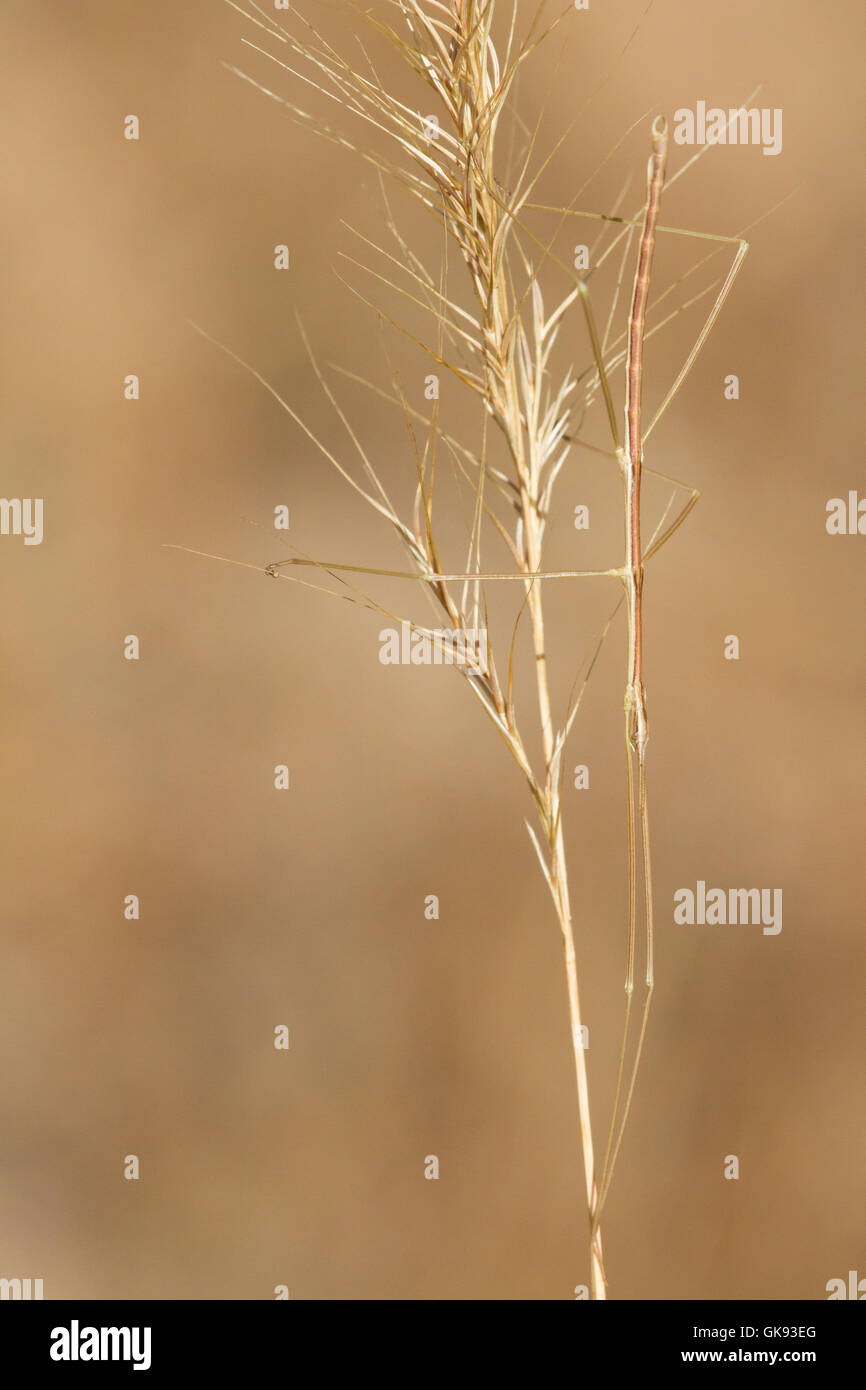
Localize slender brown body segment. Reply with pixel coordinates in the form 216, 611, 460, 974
624, 116, 668, 760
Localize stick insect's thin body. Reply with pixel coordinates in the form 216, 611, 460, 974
622, 116, 668, 776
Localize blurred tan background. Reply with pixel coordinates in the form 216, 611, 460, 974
0, 0, 863, 1299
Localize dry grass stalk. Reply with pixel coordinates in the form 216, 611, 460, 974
179, 0, 750, 1297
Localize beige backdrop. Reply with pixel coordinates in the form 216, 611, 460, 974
1, 0, 863, 1299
